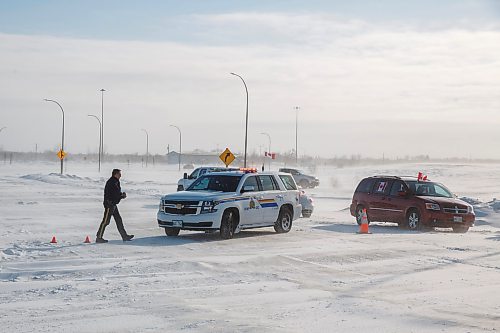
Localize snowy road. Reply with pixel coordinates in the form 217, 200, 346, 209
1, 162, 499, 332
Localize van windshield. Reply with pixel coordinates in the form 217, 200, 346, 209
405, 181, 453, 198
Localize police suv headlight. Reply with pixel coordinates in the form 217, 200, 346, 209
425, 203, 440, 211
467, 205, 474, 214
201, 200, 219, 214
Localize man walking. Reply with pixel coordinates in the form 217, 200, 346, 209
96, 169, 134, 243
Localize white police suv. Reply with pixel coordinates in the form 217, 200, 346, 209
157, 169, 302, 239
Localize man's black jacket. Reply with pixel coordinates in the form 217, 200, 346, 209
104, 176, 122, 207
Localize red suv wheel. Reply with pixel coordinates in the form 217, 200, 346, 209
406, 209, 422, 231
355, 205, 370, 225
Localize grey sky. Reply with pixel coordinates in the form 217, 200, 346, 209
0, 1, 499, 159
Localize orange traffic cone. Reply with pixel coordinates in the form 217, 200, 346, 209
357, 208, 371, 234
84, 236, 91, 243
50, 236, 57, 244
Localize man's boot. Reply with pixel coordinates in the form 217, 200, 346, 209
123, 234, 134, 241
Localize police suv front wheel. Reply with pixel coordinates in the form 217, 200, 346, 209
220, 210, 237, 239
274, 208, 292, 233
164, 228, 180, 236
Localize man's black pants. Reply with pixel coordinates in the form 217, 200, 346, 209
96, 204, 127, 239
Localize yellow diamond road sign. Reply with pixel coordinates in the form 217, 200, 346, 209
219, 148, 235, 167
57, 149, 67, 160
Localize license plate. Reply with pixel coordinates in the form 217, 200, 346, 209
453, 216, 463, 223
172, 220, 183, 227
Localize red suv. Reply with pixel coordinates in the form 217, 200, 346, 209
350, 176, 475, 233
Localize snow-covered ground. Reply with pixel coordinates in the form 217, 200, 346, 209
1, 161, 499, 332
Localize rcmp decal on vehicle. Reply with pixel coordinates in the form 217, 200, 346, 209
258, 199, 278, 208
249, 198, 256, 209
219, 196, 250, 204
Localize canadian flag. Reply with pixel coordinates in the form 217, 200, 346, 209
417, 172, 428, 181
265, 152, 276, 160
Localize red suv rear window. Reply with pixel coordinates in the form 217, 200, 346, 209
355, 178, 374, 193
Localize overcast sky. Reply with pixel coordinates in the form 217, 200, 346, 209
0, 0, 499, 159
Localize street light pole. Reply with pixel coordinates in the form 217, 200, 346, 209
0, 127, 6, 151
260, 132, 271, 155
100, 89, 105, 162
170, 125, 181, 171
44, 99, 65, 174
293, 106, 300, 165
230, 72, 249, 167
141, 129, 149, 167
88, 115, 102, 172
260, 132, 271, 171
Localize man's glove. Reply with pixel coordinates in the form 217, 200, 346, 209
121, 192, 127, 199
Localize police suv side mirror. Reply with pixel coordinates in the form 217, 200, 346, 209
241, 185, 255, 193
183, 172, 188, 179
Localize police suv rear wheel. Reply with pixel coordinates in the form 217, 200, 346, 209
274, 208, 292, 233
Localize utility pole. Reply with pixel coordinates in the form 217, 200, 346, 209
141, 129, 149, 167
293, 106, 300, 165
100, 88, 105, 161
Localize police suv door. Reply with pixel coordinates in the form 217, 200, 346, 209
257, 175, 281, 224
239, 175, 264, 227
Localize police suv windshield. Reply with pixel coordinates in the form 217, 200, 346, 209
405, 181, 453, 198
187, 175, 242, 192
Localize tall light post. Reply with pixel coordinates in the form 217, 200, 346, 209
260, 132, 271, 155
170, 125, 181, 171
293, 106, 300, 165
260, 132, 271, 171
44, 99, 65, 174
230, 72, 249, 167
141, 129, 149, 167
0, 127, 6, 151
88, 115, 102, 172
100, 89, 105, 161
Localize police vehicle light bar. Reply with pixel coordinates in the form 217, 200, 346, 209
239, 167, 257, 173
